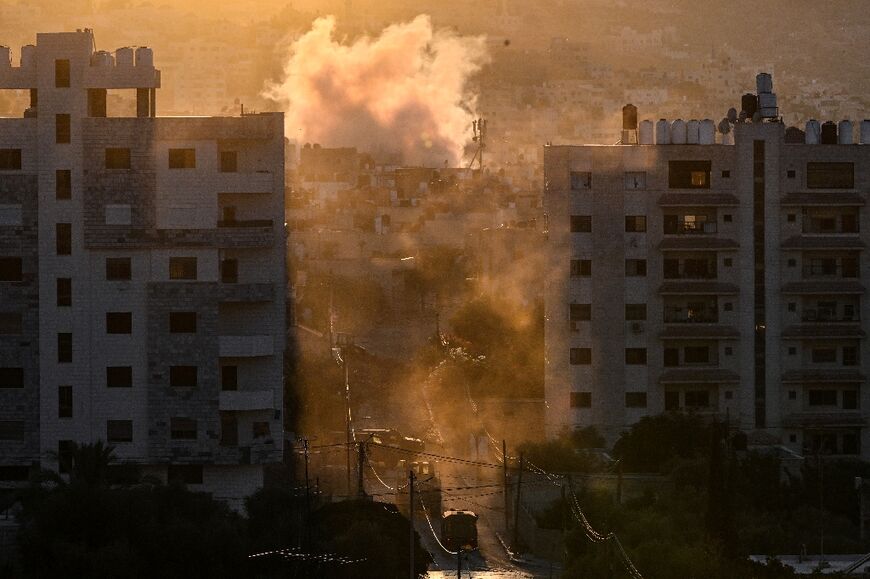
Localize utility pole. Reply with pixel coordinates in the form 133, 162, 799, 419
503, 440, 509, 530
345, 359, 352, 496
357, 440, 366, 498
512, 452, 524, 554
303, 438, 311, 516
409, 469, 416, 579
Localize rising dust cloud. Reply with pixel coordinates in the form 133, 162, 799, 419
264, 15, 489, 166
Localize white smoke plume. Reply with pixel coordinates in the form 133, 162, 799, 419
264, 15, 489, 166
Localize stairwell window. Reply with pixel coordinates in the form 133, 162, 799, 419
169, 257, 197, 280
168, 148, 196, 169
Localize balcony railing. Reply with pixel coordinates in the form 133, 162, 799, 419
802, 264, 859, 279
664, 221, 717, 235
663, 269, 718, 280
664, 313, 719, 324
800, 309, 860, 323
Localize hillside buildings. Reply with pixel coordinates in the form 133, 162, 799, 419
544, 87, 870, 458
0, 31, 286, 506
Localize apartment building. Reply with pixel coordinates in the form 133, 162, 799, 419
544, 108, 870, 458
0, 31, 285, 505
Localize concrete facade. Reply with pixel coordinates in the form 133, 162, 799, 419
544, 121, 870, 458
0, 31, 285, 504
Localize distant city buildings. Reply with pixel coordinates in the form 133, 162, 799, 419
0, 31, 286, 508
544, 81, 870, 458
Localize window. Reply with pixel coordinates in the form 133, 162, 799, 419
684, 346, 709, 364
570, 348, 591, 365
668, 160, 711, 189
812, 348, 837, 364
664, 348, 679, 367
105, 148, 131, 169
664, 391, 680, 411
0, 466, 29, 482
843, 389, 859, 410
0, 149, 22, 170
625, 392, 647, 408
57, 278, 71, 306
787, 302, 796, 312
570, 259, 591, 277
106, 366, 132, 388
221, 259, 238, 283
787, 258, 796, 268
0, 257, 22, 281
625, 348, 647, 365
220, 151, 238, 173
570, 215, 592, 232
220, 414, 238, 446
570, 392, 592, 408
570, 171, 592, 190
169, 257, 197, 280
0, 368, 24, 388
56, 114, 71, 144
570, 303, 591, 321
625, 259, 647, 277
625, 304, 647, 321
843, 346, 858, 366
808, 390, 837, 407
106, 257, 131, 281
168, 148, 196, 169
625, 216, 647, 232
0, 312, 22, 334
724, 258, 733, 267
724, 390, 733, 400
807, 162, 854, 189
723, 214, 732, 223
221, 366, 238, 391
0, 421, 24, 441
787, 169, 796, 179
787, 214, 796, 223
106, 420, 133, 443
56, 223, 71, 255
169, 312, 197, 333
58, 440, 75, 474
724, 347, 733, 356
684, 390, 710, 408
170, 418, 197, 440
788, 347, 797, 356
624, 171, 646, 190
168, 464, 203, 484
170, 366, 198, 387
842, 214, 858, 233
57, 332, 72, 363
789, 390, 797, 400
105, 312, 132, 334
253, 421, 271, 439
58, 386, 73, 418
723, 302, 733, 312
721, 170, 730, 178
55, 59, 70, 87
56, 169, 71, 199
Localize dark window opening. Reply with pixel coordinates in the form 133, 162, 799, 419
570, 171, 592, 190
56, 223, 71, 255
57, 278, 71, 306
570, 215, 591, 232
253, 421, 271, 439
669, 160, 712, 189
684, 346, 709, 364
168, 464, 203, 484
664, 348, 679, 367
0, 150, 22, 171
807, 162, 854, 189
221, 366, 238, 391
812, 348, 837, 364
843, 389, 859, 410
168, 148, 196, 169
56, 114, 71, 144
570, 259, 591, 277
625, 259, 647, 277
570, 303, 591, 321
0, 368, 24, 388
170, 418, 198, 440
685, 390, 710, 408
625, 348, 647, 365
221, 259, 238, 283
664, 391, 680, 411
57, 332, 72, 363
58, 385, 73, 418
220, 413, 238, 446
106, 420, 133, 443
220, 151, 238, 173
0, 257, 23, 282
58, 441, 75, 474
105, 148, 131, 169
625, 216, 647, 232
625, 304, 647, 320
106, 366, 132, 388
106, 312, 132, 334
169, 257, 197, 280
0, 312, 22, 334
570, 392, 592, 408
169, 312, 197, 333
808, 390, 837, 406
570, 348, 591, 365
625, 392, 647, 408
106, 257, 132, 281
55, 59, 70, 87
56, 169, 72, 199
170, 366, 198, 388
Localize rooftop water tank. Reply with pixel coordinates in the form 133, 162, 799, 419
758, 92, 778, 118
784, 126, 805, 144
756, 72, 773, 94
91, 50, 114, 67
726, 108, 738, 124
699, 119, 715, 144
861, 120, 870, 145
115, 47, 134, 67
622, 104, 638, 130
821, 121, 837, 144
655, 119, 670, 144
135, 46, 153, 68
20, 44, 35, 68
805, 120, 821, 144
741, 94, 758, 118
671, 119, 687, 144
638, 120, 654, 145
686, 120, 700, 144
838, 120, 853, 144
0, 46, 10, 68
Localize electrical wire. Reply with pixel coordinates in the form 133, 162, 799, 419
418, 494, 458, 555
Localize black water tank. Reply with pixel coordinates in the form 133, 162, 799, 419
821, 121, 838, 144
741, 93, 758, 118
784, 126, 805, 144
622, 104, 638, 130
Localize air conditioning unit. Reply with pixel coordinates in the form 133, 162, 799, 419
631, 322, 644, 334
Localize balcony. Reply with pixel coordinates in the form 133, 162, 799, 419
781, 325, 865, 340
219, 335, 274, 357
219, 390, 277, 411
782, 369, 866, 384
781, 192, 865, 207
800, 308, 860, 323
782, 412, 865, 429
783, 236, 865, 251
782, 280, 865, 295
660, 325, 739, 340
659, 238, 739, 252
659, 368, 739, 384
658, 193, 739, 207
659, 281, 739, 295
215, 172, 274, 194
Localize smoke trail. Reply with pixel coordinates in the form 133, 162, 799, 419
264, 15, 488, 166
